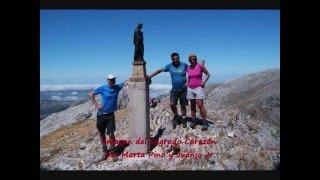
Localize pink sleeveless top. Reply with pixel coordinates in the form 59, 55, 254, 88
187, 63, 203, 89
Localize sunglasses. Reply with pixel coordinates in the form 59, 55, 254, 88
189, 58, 196, 61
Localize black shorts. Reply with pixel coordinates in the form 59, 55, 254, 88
96, 112, 116, 136
170, 88, 188, 106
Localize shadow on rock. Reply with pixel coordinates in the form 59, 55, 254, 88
150, 127, 166, 151
110, 128, 166, 156
186, 117, 213, 126
112, 142, 130, 156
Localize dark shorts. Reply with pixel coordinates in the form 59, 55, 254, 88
170, 88, 188, 106
96, 112, 116, 136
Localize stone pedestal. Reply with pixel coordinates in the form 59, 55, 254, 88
128, 60, 150, 154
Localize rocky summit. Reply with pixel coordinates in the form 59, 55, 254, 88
40, 69, 280, 170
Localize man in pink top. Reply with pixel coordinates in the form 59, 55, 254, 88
186, 54, 211, 131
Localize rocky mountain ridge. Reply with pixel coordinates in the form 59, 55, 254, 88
40, 69, 280, 170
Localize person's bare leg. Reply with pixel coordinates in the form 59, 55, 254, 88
99, 134, 106, 146
99, 134, 108, 151
108, 134, 118, 161
181, 105, 186, 117
98, 132, 109, 161
170, 104, 178, 115
180, 105, 187, 128
196, 99, 209, 130
190, 99, 197, 119
108, 134, 116, 150
196, 99, 207, 120
171, 103, 179, 129
189, 99, 197, 128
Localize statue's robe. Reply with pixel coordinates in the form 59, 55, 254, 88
134, 29, 144, 61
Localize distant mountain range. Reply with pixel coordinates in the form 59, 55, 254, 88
40, 100, 88, 120
40, 90, 92, 120
40, 84, 172, 120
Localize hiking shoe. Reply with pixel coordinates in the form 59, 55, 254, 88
181, 117, 187, 128
190, 119, 197, 129
172, 115, 179, 129
201, 121, 209, 131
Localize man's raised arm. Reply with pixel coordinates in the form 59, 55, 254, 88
148, 68, 164, 79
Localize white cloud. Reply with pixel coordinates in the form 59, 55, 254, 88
50, 96, 62, 101
42, 83, 172, 99
40, 83, 171, 92
149, 84, 171, 98
70, 91, 78, 95
64, 96, 79, 101
149, 84, 172, 90
40, 84, 99, 91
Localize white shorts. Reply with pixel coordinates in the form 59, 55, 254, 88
187, 87, 205, 100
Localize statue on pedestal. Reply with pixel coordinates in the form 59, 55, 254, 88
133, 23, 144, 61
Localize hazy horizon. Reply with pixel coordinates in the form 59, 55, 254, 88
40, 67, 279, 87
40, 72, 243, 85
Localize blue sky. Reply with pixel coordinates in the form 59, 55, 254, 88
40, 10, 279, 85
